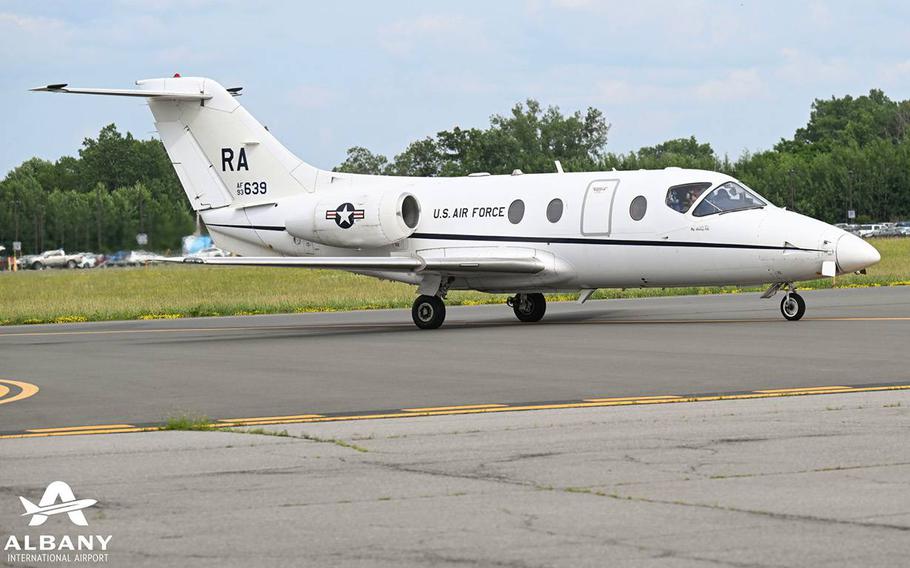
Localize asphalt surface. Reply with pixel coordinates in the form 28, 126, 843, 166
2, 390, 909, 567
1, 287, 909, 433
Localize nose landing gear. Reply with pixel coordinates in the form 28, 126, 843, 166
507, 293, 547, 322
764, 282, 806, 321
780, 291, 806, 321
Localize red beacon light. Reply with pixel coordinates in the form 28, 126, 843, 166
173, 73, 181, 78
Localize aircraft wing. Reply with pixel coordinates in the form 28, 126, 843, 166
166, 256, 545, 274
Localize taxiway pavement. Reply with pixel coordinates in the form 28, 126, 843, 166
2, 389, 909, 567
1, 287, 908, 433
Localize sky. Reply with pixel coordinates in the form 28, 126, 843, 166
3, 0, 910, 177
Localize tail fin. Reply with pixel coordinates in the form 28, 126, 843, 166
33, 77, 319, 211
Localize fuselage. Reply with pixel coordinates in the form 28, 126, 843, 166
32, 75, 878, 298
201, 167, 878, 293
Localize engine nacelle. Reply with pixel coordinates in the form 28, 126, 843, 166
285, 191, 421, 249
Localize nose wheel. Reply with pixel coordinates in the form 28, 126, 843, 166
780, 292, 806, 321
508, 293, 547, 323
412, 295, 446, 329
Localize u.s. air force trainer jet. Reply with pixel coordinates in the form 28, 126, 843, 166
33, 76, 881, 329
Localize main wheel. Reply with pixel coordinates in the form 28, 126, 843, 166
780, 292, 806, 321
412, 295, 446, 329
512, 293, 547, 323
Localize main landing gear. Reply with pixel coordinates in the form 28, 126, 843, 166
410, 291, 549, 329
764, 282, 806, 321
412, 295, 446, 329
507, 293, 547, 323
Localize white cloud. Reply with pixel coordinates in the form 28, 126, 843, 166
0, 12, 72, 61
876, 60, 910, 86
808, 0, 834, 28
775, 48, 854, 85
593, 79, 666, 105
377, 14, 490, 56
694, 69, 765, 102
289, 85, 335, 110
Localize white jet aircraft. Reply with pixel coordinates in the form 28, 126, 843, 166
33, 76, 881, 329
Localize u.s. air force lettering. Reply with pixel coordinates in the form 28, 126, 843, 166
433, 206, 505, 219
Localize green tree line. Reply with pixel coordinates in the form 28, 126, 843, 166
0, 125, 193, 255
337, 89, 910, 224
3, 89, 909, 255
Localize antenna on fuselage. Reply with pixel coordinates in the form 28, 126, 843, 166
554, 160, 564, 174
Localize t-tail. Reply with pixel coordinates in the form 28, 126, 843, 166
31, 76, 318, 211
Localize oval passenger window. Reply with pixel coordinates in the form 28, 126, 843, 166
630, 195, 647, 221
508, 199, 525, 224
546, 198, 563, 223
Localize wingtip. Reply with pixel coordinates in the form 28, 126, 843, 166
30, 83, 68, 92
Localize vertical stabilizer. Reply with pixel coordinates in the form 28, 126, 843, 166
139, 76, 319, 211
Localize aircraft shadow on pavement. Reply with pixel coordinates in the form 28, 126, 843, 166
135, 308, 651, 346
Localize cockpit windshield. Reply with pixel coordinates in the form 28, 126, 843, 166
692, 182, 766, 217
665, 182, 712, 213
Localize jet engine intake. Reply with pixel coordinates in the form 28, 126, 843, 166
286, 191, 420, 249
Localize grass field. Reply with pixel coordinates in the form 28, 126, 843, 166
1, 238, 908, 326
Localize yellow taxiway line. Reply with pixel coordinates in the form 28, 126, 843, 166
0, 380, 39, 405
2, 383, 909, 440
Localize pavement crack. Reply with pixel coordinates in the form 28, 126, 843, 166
296, 433, 369, 453
563, 487, 910, 533
374, 460, 544, 491
708, 460, 910, 480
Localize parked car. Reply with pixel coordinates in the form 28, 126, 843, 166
124, 250, 162, 266
835, 223, 861, 235
896, 221, 910, 236
103, 250, 130, 267
869, 226, 904, 238
188, 246, 227, 258
17, 249, 84, 270
74, 252, 101, 269
856, 224, 883, 238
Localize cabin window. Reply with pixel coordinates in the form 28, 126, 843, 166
508, 199, 525, 224
546, 199, 563, 223
665, 182, 711, 213
692, 182, 767, 217
629, 196, 647, 221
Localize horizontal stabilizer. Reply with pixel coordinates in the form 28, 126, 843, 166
30, 84, 212, 101
162, 255, 545, 274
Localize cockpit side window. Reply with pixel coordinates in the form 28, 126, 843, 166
692, 181, 767, 217
665, 182, 712, 213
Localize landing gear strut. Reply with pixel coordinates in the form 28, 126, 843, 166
412, 295, 446, 329
508, 293, 547, 323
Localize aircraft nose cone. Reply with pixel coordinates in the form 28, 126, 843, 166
836, 233, 881, 273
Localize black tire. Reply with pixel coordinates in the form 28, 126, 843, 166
780, 292, 806, 321
513, 293, 547, 322
31, 262, 43, 271
412, 295, 446, 329
66, 260, 77, 269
